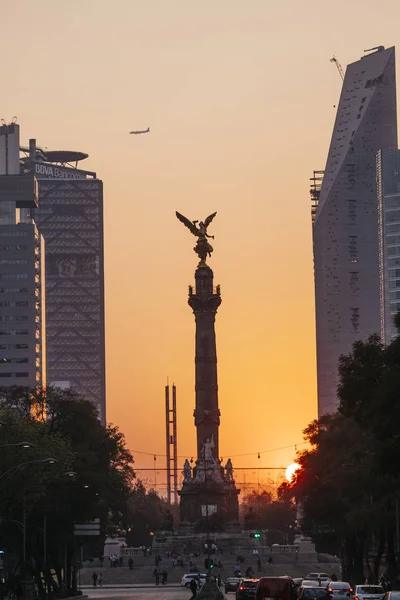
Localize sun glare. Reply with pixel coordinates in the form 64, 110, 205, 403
285, 462, 300, 482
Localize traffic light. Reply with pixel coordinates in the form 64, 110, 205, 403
205, 558, 214, 570
249, 532, 261, 539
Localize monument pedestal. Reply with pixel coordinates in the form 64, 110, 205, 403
179, 479, 240, 530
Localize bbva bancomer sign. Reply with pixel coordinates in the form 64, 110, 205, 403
29, 161, 87, 180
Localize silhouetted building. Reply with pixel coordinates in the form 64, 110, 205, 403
377, 149, 400, 344
22, 146, 106, 422
313, 47, 398, 416
0, 123, 46, 389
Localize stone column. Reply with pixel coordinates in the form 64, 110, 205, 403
188, 263, 221, 460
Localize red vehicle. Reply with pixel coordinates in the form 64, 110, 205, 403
255, 577, 296, 600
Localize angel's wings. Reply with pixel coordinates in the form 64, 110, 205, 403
204, 212, 217, 228
176, 211, 199, 236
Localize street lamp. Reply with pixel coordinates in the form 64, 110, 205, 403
0, 441, 34, 449
0, 457, 58, 481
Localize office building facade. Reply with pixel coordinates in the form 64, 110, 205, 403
26, 158, 106, 423
377, 149, 400, 344
0, 124, 46, 389
313, 47, 398, 416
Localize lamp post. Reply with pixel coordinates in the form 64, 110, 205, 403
0, 457, 57, 482
0, 442, 34, 449
0, 457, 58, 578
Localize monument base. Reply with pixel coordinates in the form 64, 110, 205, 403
178, 480, 240, 531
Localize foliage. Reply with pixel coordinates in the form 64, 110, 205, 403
123, 481, 177, 546
289, 330, 400, 584
241, 490, 296, 543
0, 385, 135, 598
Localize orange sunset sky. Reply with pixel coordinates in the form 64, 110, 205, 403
2, 0, 400, 490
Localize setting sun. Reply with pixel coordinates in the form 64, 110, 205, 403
285, 463, 300, 483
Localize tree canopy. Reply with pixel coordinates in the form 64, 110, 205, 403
0, 385, 135, 598
289, 330, 400, 584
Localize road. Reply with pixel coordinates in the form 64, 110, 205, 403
85, 586, 191, 600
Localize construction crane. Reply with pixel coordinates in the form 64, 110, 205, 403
330, 56, 344, 81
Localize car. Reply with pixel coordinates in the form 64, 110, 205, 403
298, 587, 332, 600
383, 593, 400, 600
236, 579, 260, 600
306, 574, 331, 582
255, 576, 296, 600
328, 582, 353, 600
181, 573, 207, 588
226, 578, 242, 593
302, 581, 325, 588
354, 585, 385, 600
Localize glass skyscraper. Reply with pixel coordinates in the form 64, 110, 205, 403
313, 47, 398, 416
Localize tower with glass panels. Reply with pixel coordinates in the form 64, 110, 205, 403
0, 124, 46, 389
313, 47, 398, 416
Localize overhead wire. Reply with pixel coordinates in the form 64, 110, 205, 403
131, 441, 308, 461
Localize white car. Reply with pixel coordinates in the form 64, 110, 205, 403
181, 574, 207, 588
301, 581, 325, 589
328, 582, 353, 599
306, 574, 331, 582
354, 585, 385, 600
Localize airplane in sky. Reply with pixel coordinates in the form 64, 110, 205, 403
129, 127, 150, 135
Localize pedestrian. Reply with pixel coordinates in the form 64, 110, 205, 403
154, 568, 160, 585
128, 557, 134, 570
92, 572, 98, 587
162, 570, 168, 585
331, 574, 337, 582
189, 578, 198, 599
257, 558, 261, 572
217, 574, 222, 588
98, 574, 103, 587
245, 566, 253, 578
119, 556, 123, 567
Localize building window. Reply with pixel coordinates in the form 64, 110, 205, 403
0, 274, 28, 280
0, 259, 28, 266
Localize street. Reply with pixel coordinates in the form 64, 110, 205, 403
85, 586, 191, 600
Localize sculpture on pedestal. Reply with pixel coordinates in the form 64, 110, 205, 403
176, 211, 240, 528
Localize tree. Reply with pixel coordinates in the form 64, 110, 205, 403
0, 385, 135, 597
290, 329, 400, 584
241, 490, 295, 543
123, 481, 176, 546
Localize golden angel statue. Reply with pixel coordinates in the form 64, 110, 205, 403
176, 211, 217, 263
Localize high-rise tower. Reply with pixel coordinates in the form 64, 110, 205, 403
313, 47, 397, 416
0, 123, 46, 389
377, 149, 400, 344
22, 144, 106, 423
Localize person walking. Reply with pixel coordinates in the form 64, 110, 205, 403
128, 557, 134, 570
257, 557, 261, 572
189, 578, 198, 599
162, 570, 168, 585
217, 574, 222, 588
154, 568, 160, 585
92, 572, 98, 587
98, 574, 103, 587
